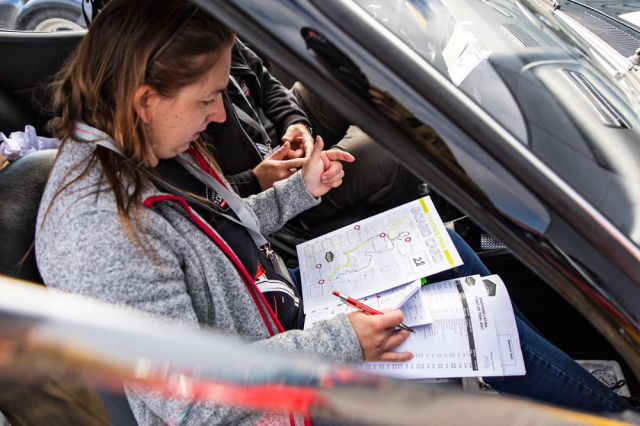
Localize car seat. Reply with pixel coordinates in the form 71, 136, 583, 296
0, 149, 56, 283
0, 127, 138, 426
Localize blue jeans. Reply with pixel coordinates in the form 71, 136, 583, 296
291, 230, 636, 412
434, 229, 636, 412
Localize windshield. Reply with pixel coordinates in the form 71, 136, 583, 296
350, 0, 640, 246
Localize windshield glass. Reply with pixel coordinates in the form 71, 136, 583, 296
350, 0, 640, 246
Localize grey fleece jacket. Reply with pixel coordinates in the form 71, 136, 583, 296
35, 140, 363, 426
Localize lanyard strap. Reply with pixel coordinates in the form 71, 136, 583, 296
228, 76, 272, 149
175, 152, 267, 248
73, 123, 267, 248
144, 194, 283, 337
73, 123, 284, 336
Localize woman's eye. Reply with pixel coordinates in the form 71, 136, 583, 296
202, 99, 215, 106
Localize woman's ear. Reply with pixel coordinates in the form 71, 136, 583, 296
133, 84, 157, 123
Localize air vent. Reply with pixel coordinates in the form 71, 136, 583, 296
503, 24, 541, 47
563, 3, 640, 57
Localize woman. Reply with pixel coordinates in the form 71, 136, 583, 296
36, 0, 411, 424
35, 0, 636, 424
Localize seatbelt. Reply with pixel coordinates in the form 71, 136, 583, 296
175, 152, 267, 248
72, 123, 267, 248
228, 76, 273, 153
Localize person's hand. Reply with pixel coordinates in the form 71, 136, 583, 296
347, 310, 413, 362
282, 123, 314, 158
301, 136, 355, 198
368, 85, 410, 123
253, 142, 306, 190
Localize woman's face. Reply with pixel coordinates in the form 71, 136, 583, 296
144, 45, 232, 166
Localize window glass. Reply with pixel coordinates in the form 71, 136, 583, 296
350, 0, 529, 144
349, 0, 640, 246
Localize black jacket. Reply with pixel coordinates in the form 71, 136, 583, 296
205, 39, 310, 197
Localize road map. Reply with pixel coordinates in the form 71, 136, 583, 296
297, 197, 463, 313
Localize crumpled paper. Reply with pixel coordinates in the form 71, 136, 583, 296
0, 125, 60, 160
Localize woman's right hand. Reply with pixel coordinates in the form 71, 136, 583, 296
347, 310, 413, 362
302, 136, 355, 198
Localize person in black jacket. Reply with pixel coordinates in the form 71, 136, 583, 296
205, 39, 422, 222
206, 39, 315, 198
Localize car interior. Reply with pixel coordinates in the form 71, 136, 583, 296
0, 2, 638, 423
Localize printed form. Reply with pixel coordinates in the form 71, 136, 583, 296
296, 197, 463, 313
303, 279, 433, 329
359, 275, 525, 379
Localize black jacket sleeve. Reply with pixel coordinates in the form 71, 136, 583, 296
225, 169, 262, 198
235, 39, 311, 136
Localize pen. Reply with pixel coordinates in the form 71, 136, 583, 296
332, 291, 414, 332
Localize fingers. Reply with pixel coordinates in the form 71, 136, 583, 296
286, 148, 305, 159
377, 309, 405, 330
378, 330, 413, 362
265, 142, 290, 161
379, 350, 414, 362
322, 170, 344, 187
385, 329, 411, 349
321, 162, 344, 185
279, 158, 306, 169
324, 149, 355, 163
281, 126, 298, 143
347, 309, 414, 362
308, 135, 324, 163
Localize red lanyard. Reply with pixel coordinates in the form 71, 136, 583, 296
185, 147, 227, 187
144, 194, 284, 336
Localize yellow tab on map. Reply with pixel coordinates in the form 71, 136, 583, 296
419, 198, 429, 213
445, 250, 455, 268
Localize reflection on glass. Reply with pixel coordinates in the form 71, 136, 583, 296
351, 0, 528, 142
301, 26, 490, 219
349, 0, 640, 245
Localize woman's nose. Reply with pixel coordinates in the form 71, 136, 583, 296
207, 105, 226, 124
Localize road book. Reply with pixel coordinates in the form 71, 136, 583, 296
358, 274, 525, 379
296, 197, 463, 314
296, 198, 525, 379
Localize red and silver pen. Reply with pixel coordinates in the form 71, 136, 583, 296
332, 291, 414, 332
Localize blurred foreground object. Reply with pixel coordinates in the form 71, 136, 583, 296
0, 275, 638, 426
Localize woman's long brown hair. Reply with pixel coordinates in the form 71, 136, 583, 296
45, 0, 235, 255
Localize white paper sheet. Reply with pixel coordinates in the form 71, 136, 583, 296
479, 275, 526, 376
296, 197, 463, 313
303, 279, 433, 329
359, 275, 524, 379
448, 42, 488, 86
442, 22, 476, 68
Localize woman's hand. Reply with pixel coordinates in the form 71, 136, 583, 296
302, 136, 355, 198
347, 310, 413, 362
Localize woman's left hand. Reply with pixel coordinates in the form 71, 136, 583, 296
302, 136, 355, 198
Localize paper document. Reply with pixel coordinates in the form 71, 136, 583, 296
304, 280, 433, 329
479, 275, 525, 375
297, 197, 463, 313
359, 275, 525, 379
